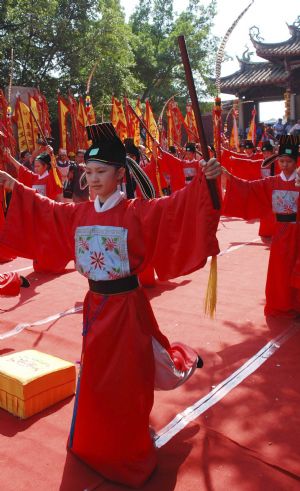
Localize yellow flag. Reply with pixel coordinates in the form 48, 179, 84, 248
145, 100, 159, 153
58, 95, 69, 150
111, 96, 127, 141
247, 106, 256, 145
14, 98, 34, 152
29, 95, 40, 150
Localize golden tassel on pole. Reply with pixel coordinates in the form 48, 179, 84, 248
204, 255, 217, 318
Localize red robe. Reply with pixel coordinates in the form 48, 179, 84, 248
0, 189, 16, 263
0, 170, 220, 487
228, 155, 262, 181
0, 271, 21, 296
18, 166, 65, 272
158, 151, 186, 192
258, 165, 278, 238
18, 165, 62, 200
223, 172, 300, 317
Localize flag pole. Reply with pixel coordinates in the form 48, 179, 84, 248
178, 35, 220, 210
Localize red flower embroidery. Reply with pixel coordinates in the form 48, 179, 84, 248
108, 269, 121, 280
104, 238, 118, 252
90, 251, 105, 270
79, 237, 90, 251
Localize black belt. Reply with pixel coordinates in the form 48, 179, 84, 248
88, 275, 139, 295
276, 213, 297, 222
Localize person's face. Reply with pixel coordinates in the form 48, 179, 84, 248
21, 152, 31, 163
245, 148, 254, 156
262, 150, 273, 158
85, 161, 125, 202
127, 153, 137, 161
278, 156, 297, 177
185, 150, 195, 161
75, 153, 85, 164
34, 160, 47, 176
59, 153, 67, 162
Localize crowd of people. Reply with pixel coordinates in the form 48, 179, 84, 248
245, 118, 300, 145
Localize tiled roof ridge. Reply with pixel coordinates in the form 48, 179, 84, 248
249, 23, 300, 52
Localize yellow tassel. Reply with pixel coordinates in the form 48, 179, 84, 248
51, 155, 63, 188
204, 255, 217, 318
53, 167, 63, 188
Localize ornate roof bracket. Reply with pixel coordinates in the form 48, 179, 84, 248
249, 25, 264, 43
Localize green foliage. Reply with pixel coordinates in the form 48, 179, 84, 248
0, 0, 141, 118
129, 0, 218, 113
0, 0, 217, 120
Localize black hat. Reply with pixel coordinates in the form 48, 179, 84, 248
185, 142, 196, 152
244, 140, 254, 149
261, 141, 274, 152
85, 122, 155, 199
85, 123, 126, 167
278, 135, 300, 161
124, 138, 140, 164
36, 152, 51, 166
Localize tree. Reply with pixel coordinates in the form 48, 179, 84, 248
0, 0, 142, 119
129, 0, 218, 113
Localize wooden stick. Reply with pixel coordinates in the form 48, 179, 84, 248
178, 35, 220, 210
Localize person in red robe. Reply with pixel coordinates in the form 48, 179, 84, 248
0, 187, 16, 262
0, 123, 221, 488
4, 148, 62, 201
3, 148, 66, 273
0, 272, 30, 296
222, 135, 300, 318
259, 141, 277, 238
180, 142, 201, 185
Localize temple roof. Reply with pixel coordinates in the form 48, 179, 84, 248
219, 61, 288, 95
249, 24, 300, 60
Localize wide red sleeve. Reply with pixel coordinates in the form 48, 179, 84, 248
229, 156, 262, 180
46, 169, 63, 200
159, 152, 185, 191
18, 165, 35, 187
0, 182, 76, 271
135, 170, 220, 280
223, 175, 272, 220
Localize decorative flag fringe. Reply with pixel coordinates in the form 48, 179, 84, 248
204, 255, 217, 318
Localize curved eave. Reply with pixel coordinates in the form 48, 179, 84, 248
219, 63, 289, 93
250, 26, 300, 59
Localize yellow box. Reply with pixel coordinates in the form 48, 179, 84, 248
0, 349, 76, 418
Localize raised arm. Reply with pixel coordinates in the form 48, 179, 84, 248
0, 171, 76, 270
3, 148, 22, 173
135, 160, 221, 280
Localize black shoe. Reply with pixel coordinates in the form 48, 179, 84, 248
197, 355, 204, 368
20, 276, 30, 288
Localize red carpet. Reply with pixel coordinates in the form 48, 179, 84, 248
1, 217, 300, 490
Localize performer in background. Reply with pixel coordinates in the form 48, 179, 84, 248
0, 122, 221, 488
259, 141, 277, 238
4, 147, 62, 201
222, 135, 300, 318
3, 147, 64, 273
181, 142, 201, 185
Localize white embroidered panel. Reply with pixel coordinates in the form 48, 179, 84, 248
32, 184, 46, 196
75, 226, 130, 280
272, 190, 299, 214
